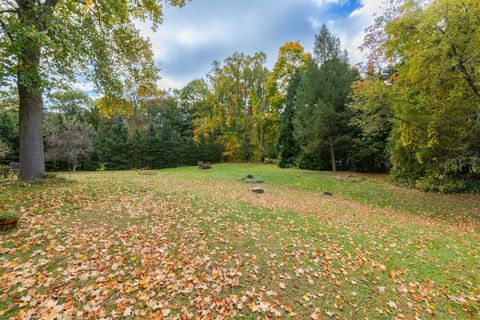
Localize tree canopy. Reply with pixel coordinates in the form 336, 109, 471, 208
0, 0, 185, 180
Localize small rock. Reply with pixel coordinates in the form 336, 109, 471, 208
252, 187, 264, 194
323, 191, 332, 196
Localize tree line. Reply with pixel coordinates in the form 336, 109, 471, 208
1, 90, 222, 171
1, 0, 478, 192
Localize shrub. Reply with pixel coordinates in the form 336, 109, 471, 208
415, 176, 466, 193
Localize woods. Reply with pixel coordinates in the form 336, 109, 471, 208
1, 0, 479, 192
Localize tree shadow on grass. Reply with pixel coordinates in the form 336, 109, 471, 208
0, 173, 76, 189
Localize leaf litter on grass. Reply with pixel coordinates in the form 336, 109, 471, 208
0, 170, 479, 319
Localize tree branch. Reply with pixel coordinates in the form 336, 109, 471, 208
0, 9, 17, 14
91, 0, 105, 34
44, 0, 60, 8
436, 21, 480, 99
0, 18, 14, 43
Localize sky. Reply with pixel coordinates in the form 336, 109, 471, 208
74, 0, 385, 93
137, 0, 386, 90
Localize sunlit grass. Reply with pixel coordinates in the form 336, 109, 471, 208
0, 165, 478, 319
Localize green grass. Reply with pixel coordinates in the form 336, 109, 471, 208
161, 164, 480, 220
0, 211, 17, 219
0, 164, 479, 319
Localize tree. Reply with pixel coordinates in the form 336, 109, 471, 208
0, 139, 11, 159
0, 111, 18, 164
265, 42, 310, 153
277, 70, 300, 168
383, 0, 480, 190
95, 116, 132, 170
46, 119, 93, 171
313, 25, 343, 65
128, 93, 202, 169
0, 0, 185, 180
142, 123, 161, 168
191, 52, 270, 161
0, 90, 19, 164
360, 0, 402, 75
48, 90, 92, 120
294, 26, 356, 171
266, 42, 310, 111
129, 127, 145, 169
349, 74, 392, 172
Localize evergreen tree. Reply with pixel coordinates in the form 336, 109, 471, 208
157, 122, 180, 168
130, 128, 145, 169
143, 124, 161, 169
277, 70, 301, 168
294, 25, 356, 171
293, 60, 325, 170
0, 112, 18, 165
197, 133, 223, 163
96, 116, 132, 170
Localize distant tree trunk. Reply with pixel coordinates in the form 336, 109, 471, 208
72, 155, 78, 172
329, 140, 337, 172
18, 57, 45, 180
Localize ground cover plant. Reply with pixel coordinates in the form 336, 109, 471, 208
1, 164, 479, 319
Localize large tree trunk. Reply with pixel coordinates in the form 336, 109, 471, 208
18, 80, 45, 180
16, 0, 48, 181
15, 0, 62, 180
17, 43, 45, 180
329, 140, 337, 172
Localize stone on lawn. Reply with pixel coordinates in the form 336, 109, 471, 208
252, 187, 264, 194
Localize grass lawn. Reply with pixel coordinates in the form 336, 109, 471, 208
0, 164, 479, 319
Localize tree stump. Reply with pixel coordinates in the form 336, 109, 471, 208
0, 213, 19, 231
198, 161, 212, 170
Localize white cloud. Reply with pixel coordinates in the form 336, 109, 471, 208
157, 77, 181, 91
308, 16, 322, 29
312, 0, 348, 6
138, 20, 229, 63
136, 0, 387, 90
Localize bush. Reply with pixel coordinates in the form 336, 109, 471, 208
415, 176, 466, 193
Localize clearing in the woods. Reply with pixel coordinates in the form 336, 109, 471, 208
0, 164, 479, 319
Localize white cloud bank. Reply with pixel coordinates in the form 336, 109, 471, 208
138, 0, 386, 90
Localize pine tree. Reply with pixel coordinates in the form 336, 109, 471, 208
96, 116, 132, 170
157, 122, 180, 168
143, 124, 161, 169
277, 70, 301, 168
294, 26, 356, 171
130, 128, 145, 169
